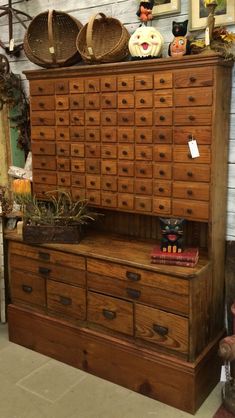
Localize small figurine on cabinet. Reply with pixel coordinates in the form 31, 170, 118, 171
168, 20, 191, 58
136, 0, 154, 23
128, 26, 164, 59
160, 218, 185, 253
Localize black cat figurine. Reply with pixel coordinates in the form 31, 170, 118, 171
168, 20, 191, 58
160, 218, 185, 253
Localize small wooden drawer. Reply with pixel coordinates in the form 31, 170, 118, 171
86, 144, 101, 158
71, 143, 85, 158
173, 145, 211, 164
10, 269, 46, 308
33, 156, 56, 171
135, 145, 152, 160
174, 107, 212, 126
154, 90, 173, 108
118, 193, 134, 210
57, 143, 70, 157
88, 291, 133, 335
118, 145, 134, 160
153, 180, 172, 197
153, 145, 172, 162
86, 111, 100, 126
70, 127, 85, 142
101, 93, 117, 109
33, 184, 56, 199
173, 127, 212, 145
85, 94, 100, 109
135, 162, 152, 178
153, 198, 171, 215
173, 164, 210, 182
153, 127, 172, 144
118, 75, 134, 91
135, 91, 153, 108
174, 87, 213, 107
102, 145, 117, 159
57, 158, 70, 171
31, 96, 55, 111
47, 281, 86, 320
71, 174, 85, 188
70, 111, 85, 125
56, 111, 70, 126
101, 111, 117, 126
86, 159, 101, 174
30, 80, 55, 95
86, 129, 100, 142
118, 111, 135, 126
101, 192, 117, 208
31, 126, 55, 141
69, 94, 84, 109
86, 175, 101, 190
174, 68, 213, 88
153, 163, 172, 179
101, 128, 117, 143
101, 76, 117, 91
55, 80, 69, 94
118, 178, 134, 193
135, 196, 152, 212
33, 170, 57, 185
135, 128, 152, 144
85, 78, 100, 93
71, 188, 85, 201
56, 127, 70, 141
118, 162, 134, 177
135, 304, 188, 354
154, 109, 173, 126
135, 110, 153, 126
173, 182, 210, 201
118, 128, 134, 143
55, 96, 69, 110
135, 73, 153, 90
31, 111, 55, 126
57, 172, 71, 187
118, 93, 134, 108
102, 176, 117, 192
69, 79, 84, 93
101, 160, 117, 175
154, 72, 172, 89
71, 159, 85, 173
172, 200, 209, 220
86, 190, 101, 205
135, 179, 152, 195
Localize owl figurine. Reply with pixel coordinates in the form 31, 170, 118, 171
168, 20, 191, 58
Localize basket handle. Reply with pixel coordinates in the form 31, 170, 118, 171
48, 9, 57, 64
86, 12, 106, 61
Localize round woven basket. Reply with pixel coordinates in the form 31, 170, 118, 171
24, 10, 83, 68
76, 13, 130, 64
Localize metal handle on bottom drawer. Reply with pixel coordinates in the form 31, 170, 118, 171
59, 296, 72, 306
102, 309, 116, 320
152, 324, 168, 336
126, 288, 141, 299
22, 284, 33, 293
38, 266, 51, 275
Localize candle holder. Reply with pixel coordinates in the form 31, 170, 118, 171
205, 1, 218, 46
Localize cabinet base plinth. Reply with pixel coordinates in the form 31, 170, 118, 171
7, 304, 222, 414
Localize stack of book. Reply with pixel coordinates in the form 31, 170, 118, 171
150, 245, 199, 267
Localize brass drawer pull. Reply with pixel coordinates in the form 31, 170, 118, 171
22, 284, 32, 293
73, 84, 78, 90
187, 189, 193, 195
39, 131, 44, 136
122, 99, 127, 104
126, 271, 141, 281
106, 182, 111, 187
160, 78, 165, 84
187, 171, 193, 177
121, 81, 127, 87
106, 117, 111, 122
160, 97, 165, 103
160, 115, 165, 121
187, 208, 193, 214
141, 152, 146, 157
159, 204, 164, 210
122, 150, 128, 156
140, 186, 146, 191
38, 251, 50, 261
74, 149, 79, 154
122, 167, 128, 173
153, 324, 168, 336
60, 296, 72, 306
102, 309, 116, 320
60, 133, 64, 138
105, 150, 111, 155
105, 99, 111, 105
188, 96, 195, 102
89, 133, 94, 138
74, 117, 80, 122
126, 288, 141, 299
88, 83, 94, 89
73, 101, 78, 106
190, 76, 196, 83
90, 181, 95, 186
140, 98, 145, 104
159, 152, 165, 158
140, 134, 145, 140
38, 266, 51, 275
59, 117, 64, 122
39, 102, 44, 107
159, 134, 165, 140
58, 101, 63, 106
159, 187, 164, 192
159, 170, 165, 176
123, 134, 128, 139
105, 166, 111, 171
89, 117, 94, 122
140, 80, 146, 85
105, 82, 110, 88
189, 115, 195, 121
60, 178, 65, 183
141, 116, 146, 122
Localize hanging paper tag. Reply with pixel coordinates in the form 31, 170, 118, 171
9, 38, 14, 52
49, 46, 55, 54
205, 27, 210, 46
220, 365, 228, 382
188, 138, 200, 159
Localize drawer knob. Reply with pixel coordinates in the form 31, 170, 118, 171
90, 181, 95, 186
105, 150, 111, 155
39, 102, 44, 107
59, 117, 64, 122
123, 117, 128, 122
122, 185, 127, 190
41, 162, 46, 167
41, 177, 46, 181
140, 169, 146, 174
59, 148, 65, 153
59, 164, 65, 168
122, 167, 128, 173
102, 309, 116, 320
89, 117, 94, 122
73, 101, 78, 106
140, 98, 145, 104
39, 147, 44, 152
189, 115, 195, 121
140, 134, 145, 140
105, 134, 111, 139
140, 186, 146, 191
121, 81, 127, 87
74, 117, 79, 122
190, 76, 196, 83
60, 296, 72, 306
58, 101, 63, 106
160, 97, 165, 103
187, 171, 193, 177
159, 204, 164, 210
141, 152, 146, 157
140, 202, 145, 208
89, 133, 94, 138
159, 134, 165, 140
159, 152, 165, 158
122, 150, 128, 156
22, 284, 32, 293
75, 180, 80, 185
89, 166, 95, 170
74, 149, 79, 154
141, 116, 146, 122
159, 170, 165, 176
38, 266, 51, 275
126, 288, 141, 299
105, 82, 110, 88
89, 100, 94, 106
39, 131, 44, 136
188, 96, 195, 102
89, 149, 95, 155
187, 189, 193, 195
88, 83, 94, 89
39, 118, 44, 123
122, 99, 127, 104
38, 86, 43, 92
73, 84, 78, 90
187, 152, 192, 159
106, 166, 111, 171
126, 271, 141, 281
59, 85, 64, 91
187, 208, 193, 214
105, 198, 111, 204
123, 134, 128, 139
106, 117, 111, 122
60, 133, 65, 138
90, 196, 95, 202
74, 133, 80, 138
122, 201, 127, 206
160, 78, 165, 84
105, 99, 111, 105
158, 187, 164, 192
106, 182, 111, 187
153, 324, 168, 336
140, 80, 146, 85
160, 115, 165, 121
60, 178, 65, 183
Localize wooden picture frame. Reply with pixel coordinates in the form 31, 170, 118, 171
189, 0, 235, 31
152, 0, 181, 17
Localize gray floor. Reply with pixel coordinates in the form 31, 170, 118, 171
0, 323, 222, 418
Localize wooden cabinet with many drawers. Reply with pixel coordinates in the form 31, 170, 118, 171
6, 54, 233, 414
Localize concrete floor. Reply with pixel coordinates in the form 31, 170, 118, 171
0, 323, 222, 418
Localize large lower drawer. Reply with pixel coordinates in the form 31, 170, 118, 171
47, 280, 86, 320
10, 269, 46, 309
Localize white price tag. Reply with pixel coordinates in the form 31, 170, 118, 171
49, 46, 55, 54
220, 365, 228, 382
9, 38, 14, 52
188, 139, 200, 159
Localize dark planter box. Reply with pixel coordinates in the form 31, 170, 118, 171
22, 224, 84, 244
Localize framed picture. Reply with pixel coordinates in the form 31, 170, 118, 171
190, 0, 235, 31
152, 0, 181, 17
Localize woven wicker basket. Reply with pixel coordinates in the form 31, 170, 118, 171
76, 13, 130, 64
24, 10, 83, 68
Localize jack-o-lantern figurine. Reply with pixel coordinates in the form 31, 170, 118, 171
129, 26, 164, 59
168, 20, 191, 58
136, 0, 154, 23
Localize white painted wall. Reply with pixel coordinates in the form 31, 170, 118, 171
0, 0, 234, 239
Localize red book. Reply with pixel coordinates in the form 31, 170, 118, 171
150, 245, 199, 262
151, 257, 199, 267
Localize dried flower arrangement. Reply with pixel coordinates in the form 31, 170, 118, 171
190, 26, 235, 60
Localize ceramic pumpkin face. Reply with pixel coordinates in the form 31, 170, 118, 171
128, 26, 164, 58
169, 36, 188, 57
